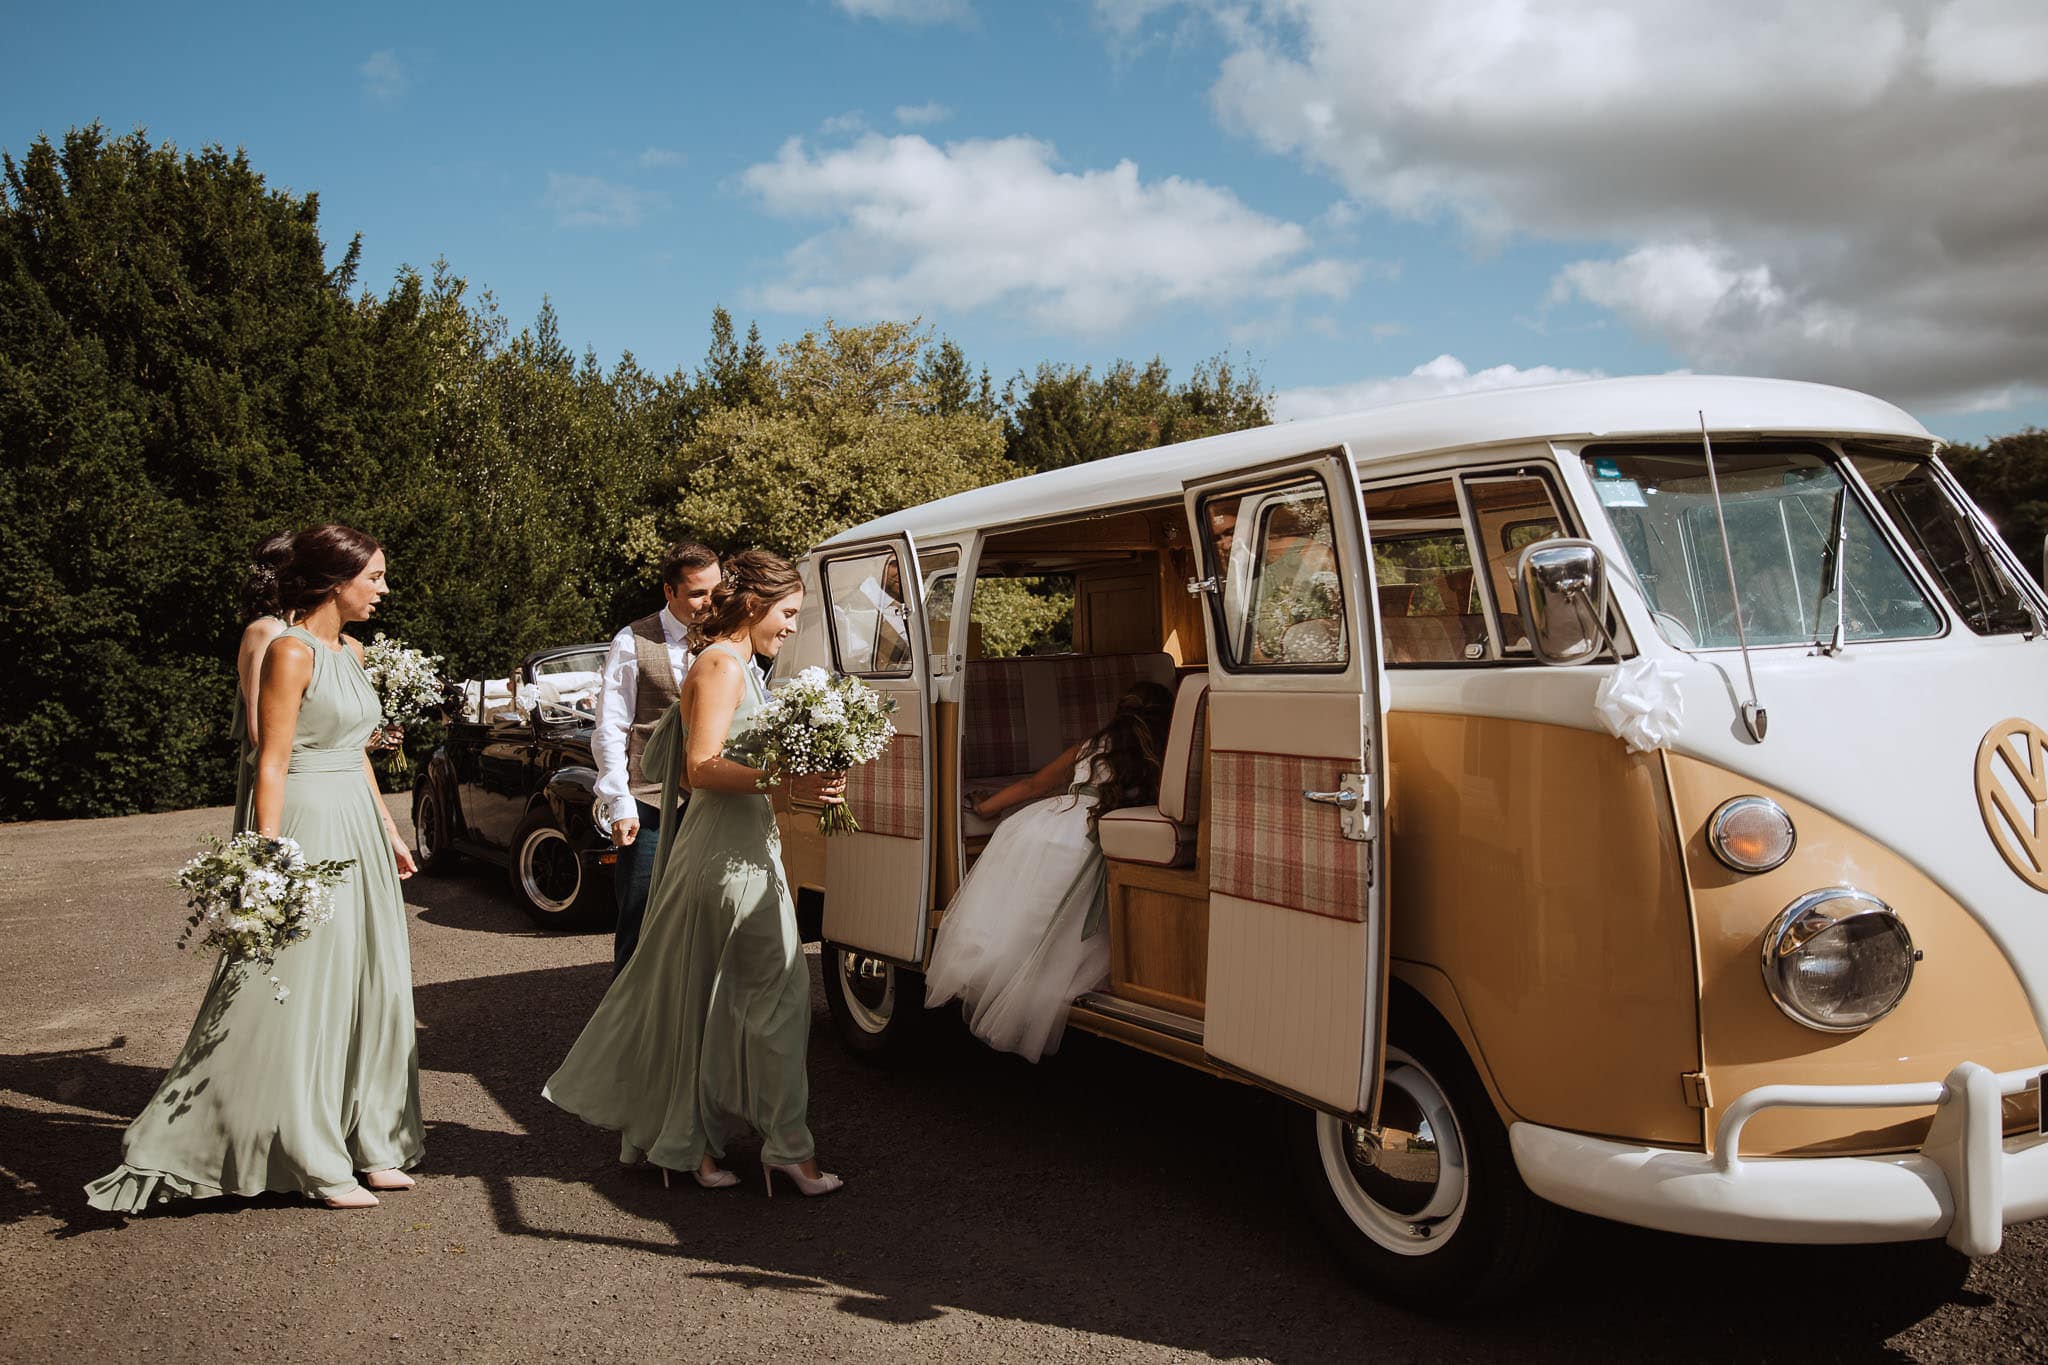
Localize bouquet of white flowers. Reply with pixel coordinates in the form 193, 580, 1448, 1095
747, 666, 897, 835
361, 633, 445, 771
175, 833, 355, 1003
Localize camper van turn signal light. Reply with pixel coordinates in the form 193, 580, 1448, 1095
1709, 796, 1797, 873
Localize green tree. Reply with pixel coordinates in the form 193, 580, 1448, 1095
656, 320, 1013, 558
1941, 429, 2048, 585
0, 127, 404, 818
1003, 352, 1271, 473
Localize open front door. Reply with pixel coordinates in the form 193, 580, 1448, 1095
815, 534, 935, 964
1184, 449, 1389, 1120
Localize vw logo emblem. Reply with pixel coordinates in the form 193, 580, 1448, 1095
1977, 718, 2048, 892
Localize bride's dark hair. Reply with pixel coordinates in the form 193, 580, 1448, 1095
240, 531, 296, 623
691, 548, 803, 650
1079, 680, 1175, 833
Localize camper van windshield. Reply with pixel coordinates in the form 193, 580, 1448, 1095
1587, 444, 1941, 650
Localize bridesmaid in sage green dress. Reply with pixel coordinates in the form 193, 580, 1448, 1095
545, 549, 848, 1197
88, 525, 424, 1213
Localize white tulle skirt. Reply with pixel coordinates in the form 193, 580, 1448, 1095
924, 791, 1109, 1062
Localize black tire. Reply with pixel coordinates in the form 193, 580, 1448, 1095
509, 809, 606, 930
821, 942, 927, 1063
1285, 1006, 1563, 1312
410, 783, 461, 875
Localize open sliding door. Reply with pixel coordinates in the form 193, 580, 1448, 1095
815, 534, 935, 965
1183, 449, 1390, 1120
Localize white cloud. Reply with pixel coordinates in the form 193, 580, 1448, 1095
894, 102, 953, 127
359, 50, 406, 104
835, 0, 970, 21
545, 172, 660, 229
820, 111, 869, 136
739, 133, 1362, 334
638, 147, 686, 170
1273, 355, 1606, 422
1118, 1, 2048, 411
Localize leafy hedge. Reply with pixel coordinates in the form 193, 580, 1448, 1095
0, 127, 1270, 820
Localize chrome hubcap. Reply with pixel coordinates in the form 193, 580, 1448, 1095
518, 826, 580, 913
1317, 1050, 1468, 1256
835, 949, 895, 1034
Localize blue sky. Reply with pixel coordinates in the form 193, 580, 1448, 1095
6, 0, 2046, 443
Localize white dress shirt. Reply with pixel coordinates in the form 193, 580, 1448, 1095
592, 605, 691, 828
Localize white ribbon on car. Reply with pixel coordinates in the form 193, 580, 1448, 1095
1593, 656, 1685, 753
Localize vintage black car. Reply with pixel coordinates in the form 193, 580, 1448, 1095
411, 643, 618, 928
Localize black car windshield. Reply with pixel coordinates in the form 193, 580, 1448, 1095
531, 649, 607, 723
1587, 442, 1941, 650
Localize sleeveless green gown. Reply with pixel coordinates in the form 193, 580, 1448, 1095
544, 640, 816, 1169
86, 626, 424, 1211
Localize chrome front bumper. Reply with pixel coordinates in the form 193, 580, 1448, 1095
1509, 1062, 2048, 1255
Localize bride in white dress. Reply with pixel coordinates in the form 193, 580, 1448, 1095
925, 681, 1173, 1061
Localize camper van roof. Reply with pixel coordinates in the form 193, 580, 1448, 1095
819, 374, 1934, 549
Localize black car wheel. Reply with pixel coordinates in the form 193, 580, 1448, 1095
822, 942, 927, 1063
509, 809, 604, 929
1285, 1009, 1562, 1311
411, 784, 460, 875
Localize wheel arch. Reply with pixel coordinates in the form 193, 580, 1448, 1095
1387, 964, 1520, 1132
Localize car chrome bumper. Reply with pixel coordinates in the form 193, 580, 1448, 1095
1509, 1062, 2048, 1255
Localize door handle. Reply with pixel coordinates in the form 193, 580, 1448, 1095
1303, 772, 1372, 840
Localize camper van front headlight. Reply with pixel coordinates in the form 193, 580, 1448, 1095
1760, 889, 1917, 1033
1709, 796, 1796, 872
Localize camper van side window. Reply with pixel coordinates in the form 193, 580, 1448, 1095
1363, 478, 1489, 664
1463, 473, 1569, 654
822, 549, 916, 677
1202, 477, 1349, 670
920, 548, 961, 660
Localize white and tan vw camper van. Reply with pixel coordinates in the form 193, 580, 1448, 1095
768, 375, 2048, 1304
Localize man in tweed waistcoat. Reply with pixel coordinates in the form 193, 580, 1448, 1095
593, 541, 720, 975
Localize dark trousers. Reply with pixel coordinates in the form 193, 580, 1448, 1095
611, 802, 664, 977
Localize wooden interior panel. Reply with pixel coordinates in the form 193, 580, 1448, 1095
1106, 862, 1210, 1016
1073, 563, 1161, 654
982, 508, 1159, 555
933, 700, 961, 905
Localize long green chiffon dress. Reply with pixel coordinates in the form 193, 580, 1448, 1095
86, 625, 424, 1211
544, 640, 816, 1170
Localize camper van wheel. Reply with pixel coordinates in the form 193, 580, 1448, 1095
822, 942, 926, 1063
1287, 1018, 1560, 1310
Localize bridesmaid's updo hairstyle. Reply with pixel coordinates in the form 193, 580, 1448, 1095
241, 531, 296, 623
691, 549, 802, 650
275, 524, 383, 617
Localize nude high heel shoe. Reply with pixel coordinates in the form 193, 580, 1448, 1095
762, 1162, 843, 1198
320, 1185, 379, 1209
659, 1163, 740, 1190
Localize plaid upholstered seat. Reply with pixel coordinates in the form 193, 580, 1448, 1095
960, 652, 1177, 780
1098, 674, 1208, 868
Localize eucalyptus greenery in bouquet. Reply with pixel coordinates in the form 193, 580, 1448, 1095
361, 633, 445, 771
175, 833, 355, 1003
748, 667, 897, 835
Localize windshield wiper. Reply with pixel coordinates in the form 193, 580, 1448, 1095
1810, 488, 1848, 655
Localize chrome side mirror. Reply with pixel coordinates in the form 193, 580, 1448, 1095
1513, 538, 1611, 666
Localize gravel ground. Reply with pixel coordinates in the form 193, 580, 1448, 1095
3, 802, 2046, 1364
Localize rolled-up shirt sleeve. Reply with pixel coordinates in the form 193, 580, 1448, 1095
592, 625, 639, 829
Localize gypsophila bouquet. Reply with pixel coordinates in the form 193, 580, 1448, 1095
175, 833, 354, 1003
747, 667, 897, 835
361, 634, 445, 771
